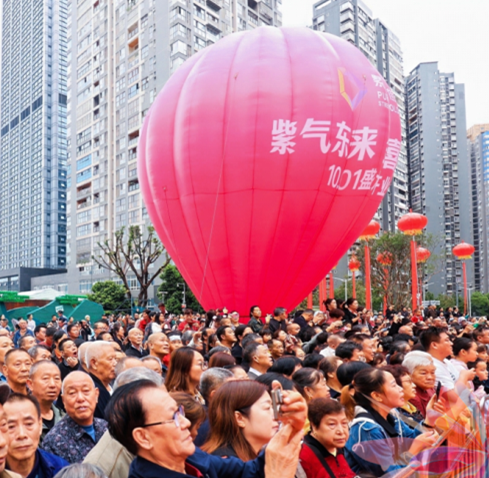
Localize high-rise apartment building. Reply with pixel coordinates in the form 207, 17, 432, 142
467, 124, 489, 292
312, 0, 409, 232
32, 0, 282, 296
0, 0, 68, 291
406, 62, 472, 296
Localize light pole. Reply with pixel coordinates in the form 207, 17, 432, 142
468, 286, 474, 317
333, 277, 349, 302
422, 282, 434, 303
178, 283, 187, 308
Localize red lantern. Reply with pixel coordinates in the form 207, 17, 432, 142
348, 256, 361, 272
139, 28, 401, 315
398, 210, 428, 236
377, 252, 393, 266
416, 247, 431, 264
453, 241, 475, 260
359, 220, 381, 241
453, 241, 475, 316
397, 210, 427, 312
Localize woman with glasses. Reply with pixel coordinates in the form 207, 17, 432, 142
165, 347, 207, 404
202, 380, 280, 460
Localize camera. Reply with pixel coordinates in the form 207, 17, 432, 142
271, 389, 283, 420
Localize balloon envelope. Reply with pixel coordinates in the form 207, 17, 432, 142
139, 27, 402, 315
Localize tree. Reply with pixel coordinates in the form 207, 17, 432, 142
470, 292, 489, 317
92, 226, 170, 306
355, 232, 443, 311
87, 281, 130, 314
158, 265, 204, 315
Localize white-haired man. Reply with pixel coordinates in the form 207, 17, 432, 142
86, 342, 117, 419
42, 371, 107, 463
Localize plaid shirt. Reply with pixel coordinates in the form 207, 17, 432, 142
41, 415, 107, 464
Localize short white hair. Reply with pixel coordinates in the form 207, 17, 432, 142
86, 341, 114, 369
61, 372, 95, 396
402, 351, 434, 374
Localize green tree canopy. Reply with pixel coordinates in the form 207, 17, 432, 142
87, 281, 130, 314
158, 265, 203, 315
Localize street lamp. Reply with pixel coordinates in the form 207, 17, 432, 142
333, 277, 349, 302
467, 286, 474, 317
178, 283, 187, 308
422, 282, 434, 303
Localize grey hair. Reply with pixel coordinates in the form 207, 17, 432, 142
402, 351, 434, 374
29, 359, 59, 379
61, 373, 95, 396
113, 367, 163, 390
181, 330, 194, 345
141, 355, 162, 367
114, 356, 141, 377
199, 367, 234, 403
86, 341, 113, 369
53, 463, 107, 478
27, 345, 50, 360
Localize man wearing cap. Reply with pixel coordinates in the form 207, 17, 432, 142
12, 319, 34, 349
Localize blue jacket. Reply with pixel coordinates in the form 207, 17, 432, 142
129, 447, 265, 478
345, 406, 421, 477
13, 329, 34, 348
25, 449, 69, 478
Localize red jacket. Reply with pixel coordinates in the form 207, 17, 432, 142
300, 435, 357, 478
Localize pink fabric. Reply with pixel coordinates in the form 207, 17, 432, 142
139, 27, 401, 315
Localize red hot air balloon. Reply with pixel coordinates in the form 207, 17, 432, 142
138, 27, 402, 316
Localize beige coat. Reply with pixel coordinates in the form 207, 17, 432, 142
83, 430, 134, 478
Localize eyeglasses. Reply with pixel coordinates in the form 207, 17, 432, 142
140, 405, 185, 429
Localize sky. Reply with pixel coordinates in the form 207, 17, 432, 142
282, 0, 489, 128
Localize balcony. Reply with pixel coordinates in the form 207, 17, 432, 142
258, 1, 273, 20
206, 0, 222, 10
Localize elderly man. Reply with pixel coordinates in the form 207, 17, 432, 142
87, 341, 117, 419
0, 338, 13, 383
3, 350, 31, 395
27, 360, 64, 440
42, 371, 108, 463
27, 345, 52, 364
106, 380, 306, 478
18, 335, 36, 352
141, 356, 162, 376
12, 319, 34, 348
125, 329, 147, 358
4, 394, 68, 477
146, 333, 170, 376
0, 384, 21, 478
83, 368, 162, 478
194, 368, 233, 447
244, 342, 273, 379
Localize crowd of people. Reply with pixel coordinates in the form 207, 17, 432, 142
0, 299, 485, 478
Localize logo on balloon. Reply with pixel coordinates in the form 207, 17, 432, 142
338, 67, 367, 111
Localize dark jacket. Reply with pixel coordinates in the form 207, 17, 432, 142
58, 360, 81, 381
129, 447, 265, 478
231, 344, 243, 364
247, 317, 264, 333
124, 345, 148, 358
268, 319, 287, 335
90, 373, 112, 420
23, 449, 69, 478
